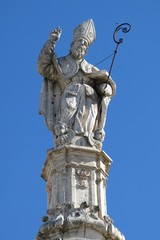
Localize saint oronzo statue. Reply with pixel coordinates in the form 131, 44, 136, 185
37, 19, 116, 149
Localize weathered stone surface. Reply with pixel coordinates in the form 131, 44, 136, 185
36, 208, 125, 240
37, 19, 116, 150
41, 146, 112, 217
36, 205, 125, 240
35, 146, 125, 240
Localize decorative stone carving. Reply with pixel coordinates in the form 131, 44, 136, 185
35, 146, 125, 240
41, 146, 111, 213
36, 202, 125, 240
76, 168, 91, 189
37, 19, 116, 150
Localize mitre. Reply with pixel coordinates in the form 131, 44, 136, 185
73, 19, 96, 46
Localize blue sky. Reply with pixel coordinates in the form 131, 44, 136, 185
0, 0, 160, 239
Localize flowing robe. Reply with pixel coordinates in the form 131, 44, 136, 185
37, 40, 116, 148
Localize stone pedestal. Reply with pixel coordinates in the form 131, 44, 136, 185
35, 146, 125, 240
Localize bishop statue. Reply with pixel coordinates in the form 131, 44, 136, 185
38, 19, 116, 149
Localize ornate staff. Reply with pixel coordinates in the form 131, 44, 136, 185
106, 23, 131, 84
97, 23, 131, 130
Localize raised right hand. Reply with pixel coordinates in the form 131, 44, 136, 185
49, 27, 62, 42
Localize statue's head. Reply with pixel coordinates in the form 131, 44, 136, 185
70, 19, 96, 60
54, 121, 68, 136
94, 128, 105, 142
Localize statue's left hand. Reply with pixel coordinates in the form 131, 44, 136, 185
103, 84, 113, 97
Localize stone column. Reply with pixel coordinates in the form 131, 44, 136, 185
35, 146, 125, 240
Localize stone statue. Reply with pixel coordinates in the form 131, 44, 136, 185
37, 19, 116, 149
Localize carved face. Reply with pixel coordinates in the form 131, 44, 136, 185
54, 122, 67, 136
94, 129, 105, 142
70, 37, 88, 60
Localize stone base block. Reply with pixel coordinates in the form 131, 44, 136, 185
41, 146, 112, 218
35, 146, 125, 240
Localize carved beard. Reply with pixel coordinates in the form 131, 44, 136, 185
70, 46, 87, 60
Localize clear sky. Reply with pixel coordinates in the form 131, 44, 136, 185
0, 0, 160, 239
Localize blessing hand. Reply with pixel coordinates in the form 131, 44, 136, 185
50, 27, 62, 42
